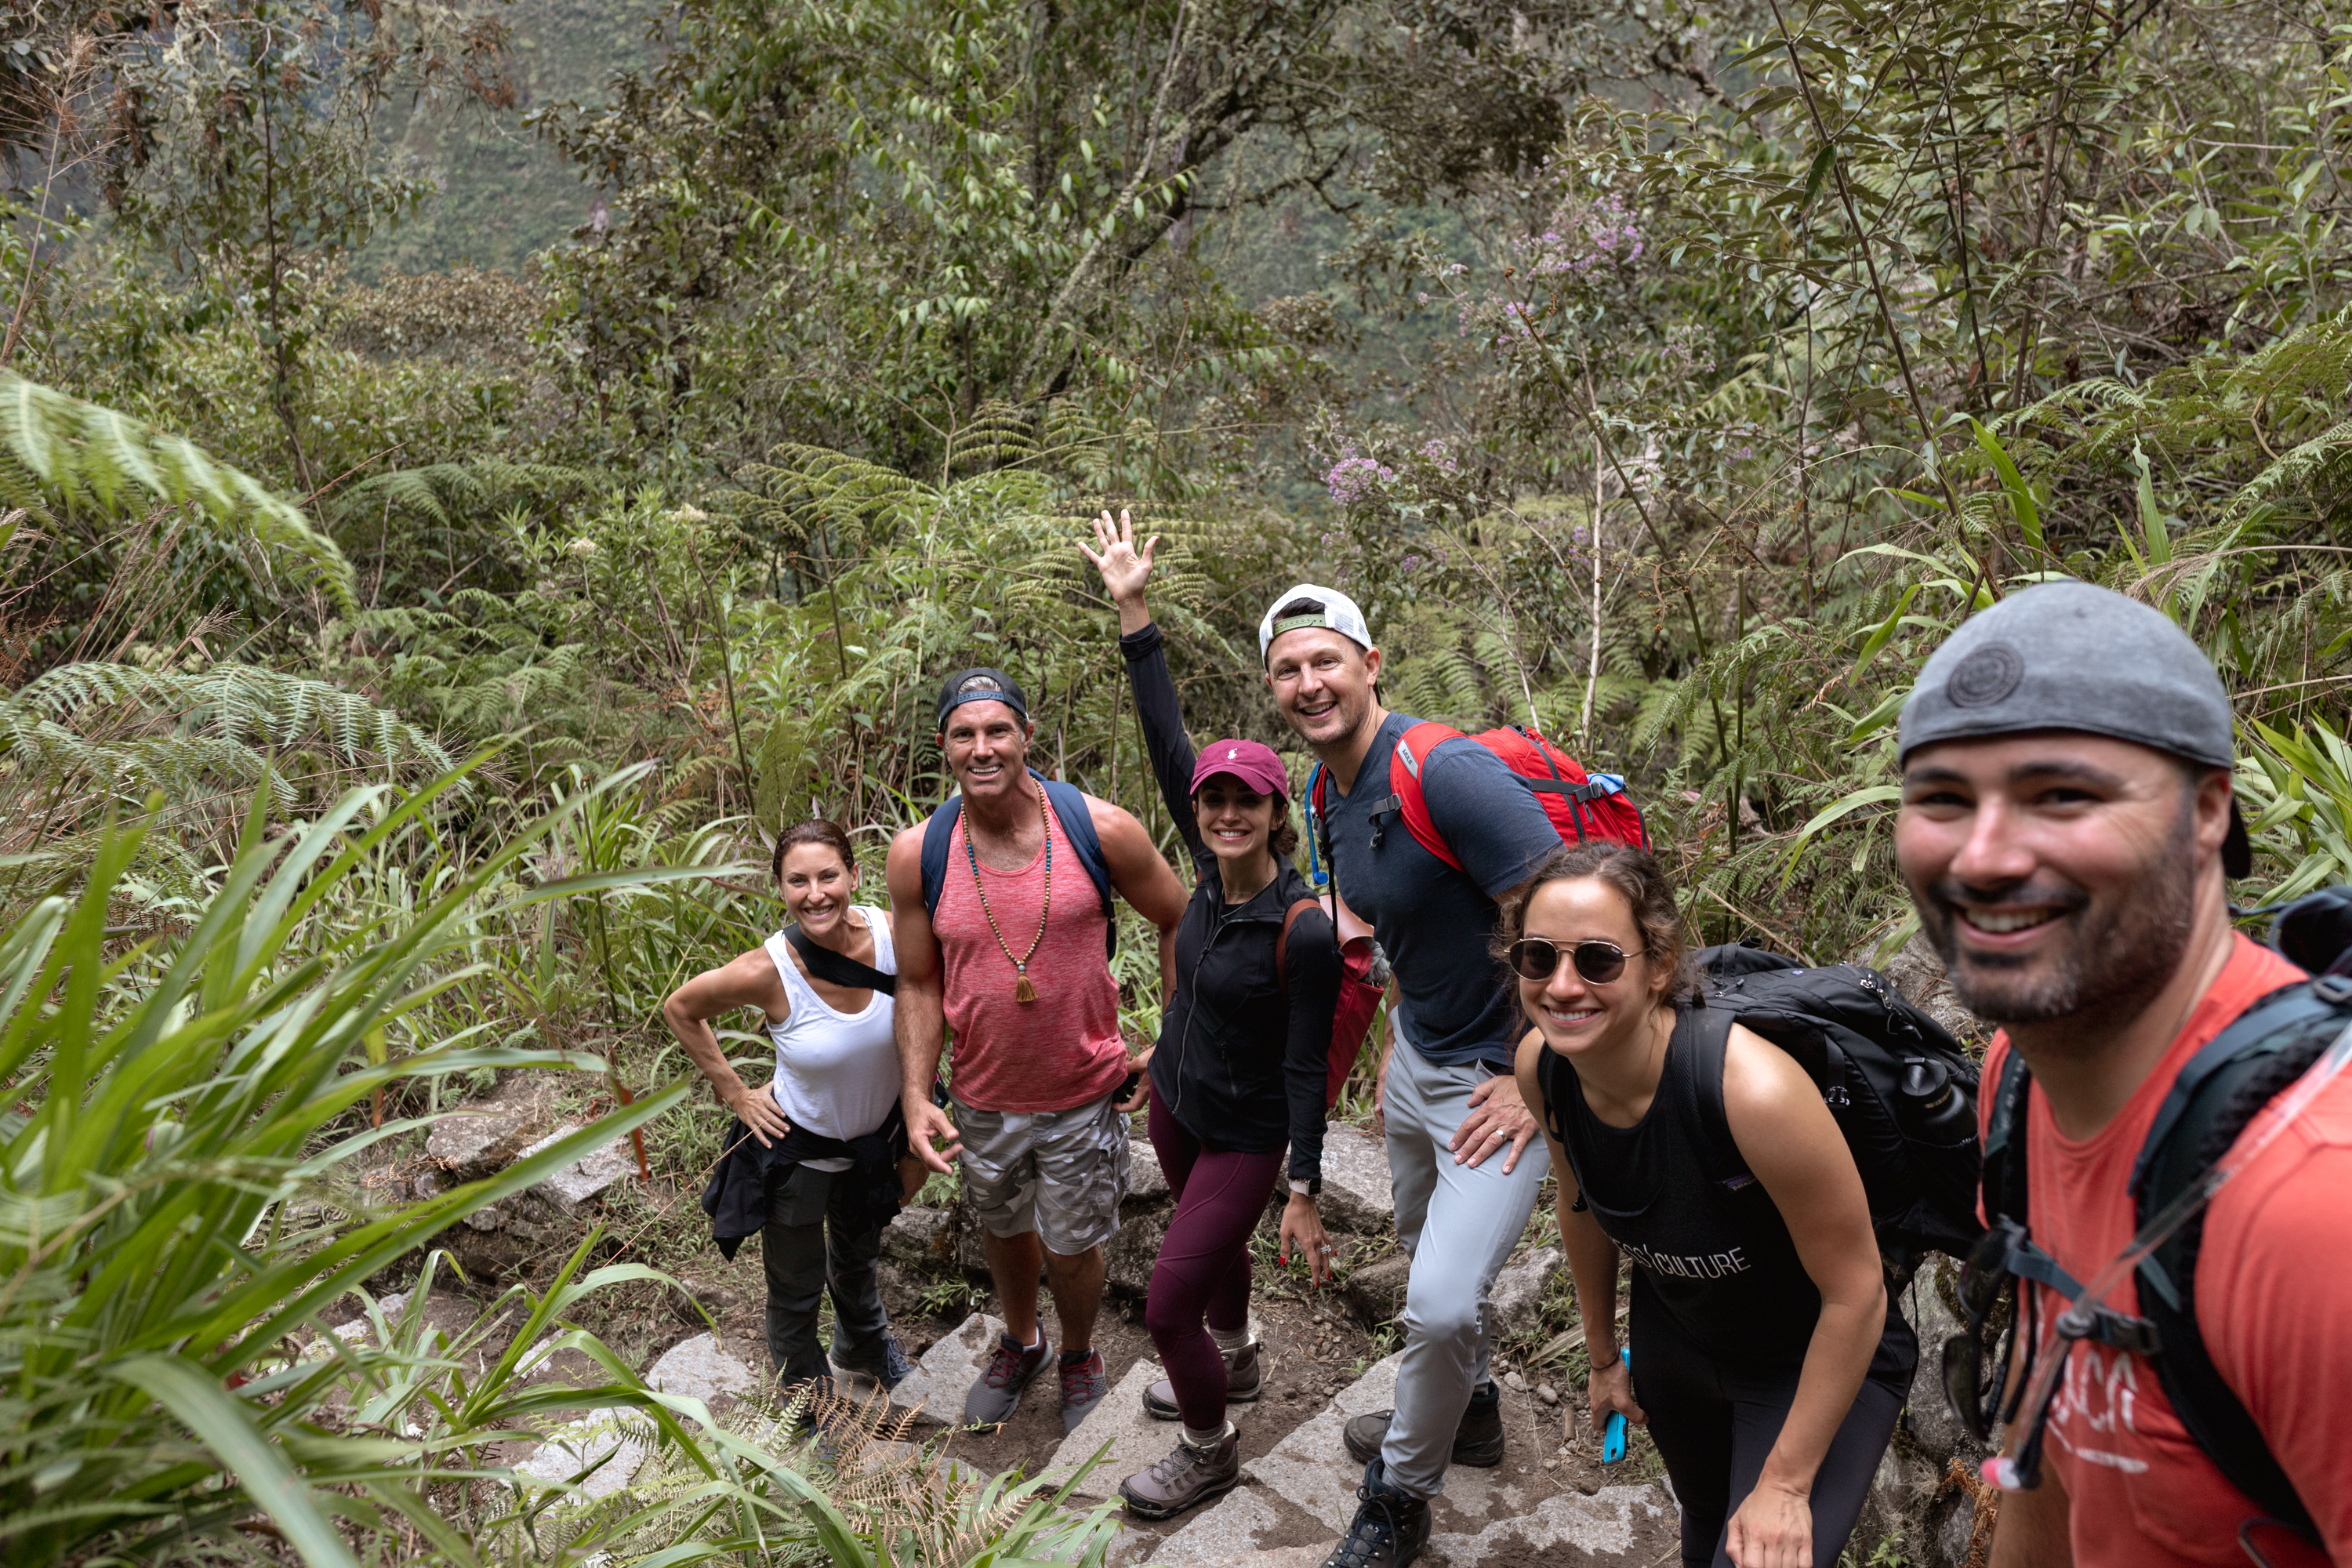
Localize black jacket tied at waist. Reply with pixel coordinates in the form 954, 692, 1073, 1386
699, 1100, 909, 1261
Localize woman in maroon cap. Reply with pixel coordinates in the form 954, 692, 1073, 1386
1083, 510, 1345, 1520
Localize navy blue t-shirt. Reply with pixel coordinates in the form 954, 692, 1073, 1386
1323, 713, 1561, 1066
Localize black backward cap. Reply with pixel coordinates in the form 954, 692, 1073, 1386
935, 667, 1029, 729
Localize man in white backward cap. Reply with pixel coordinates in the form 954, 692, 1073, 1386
1260, 584, 1563, 1568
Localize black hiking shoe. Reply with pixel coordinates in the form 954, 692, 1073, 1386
1320, 1458, 1432, 1568
1342, 1380, 1504, 1467
835, 1330, 916, 1392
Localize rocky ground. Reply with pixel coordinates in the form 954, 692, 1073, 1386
339, 934, 1997, 1566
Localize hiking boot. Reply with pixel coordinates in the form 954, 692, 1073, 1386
963, 1331, 1051, 1426
1058, 1346, 1109, 1433
1118, 1425, 1240, 1519
1320, 1458, 1431, 1568
834, 1330, 915, 1392
1143, 1338, 1262, 1420
1342, 1380, 1504, 1467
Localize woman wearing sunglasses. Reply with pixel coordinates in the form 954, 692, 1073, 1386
1507, 842, 1915, 1568
1080, 510, 1343, 1523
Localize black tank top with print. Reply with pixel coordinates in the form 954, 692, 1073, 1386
1536, 1004, 1831, 1366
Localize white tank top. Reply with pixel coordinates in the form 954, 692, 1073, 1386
763, 907, 900, 1171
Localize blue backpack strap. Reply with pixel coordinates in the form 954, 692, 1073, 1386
925, 775, 1119, 957
1034, 771, 1118, 958
919, 796, 964, 917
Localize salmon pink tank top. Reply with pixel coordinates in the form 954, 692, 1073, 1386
932, 800, 1125, 1112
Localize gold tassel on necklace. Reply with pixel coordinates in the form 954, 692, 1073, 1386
965, 787, 1053, 1004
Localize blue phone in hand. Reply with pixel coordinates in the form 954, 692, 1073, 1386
1602, 1348, 1630, 1463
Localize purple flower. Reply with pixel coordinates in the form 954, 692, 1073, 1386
1325, 449, 1396, 506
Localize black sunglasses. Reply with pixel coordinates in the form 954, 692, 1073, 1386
1508, 937, 1638, 986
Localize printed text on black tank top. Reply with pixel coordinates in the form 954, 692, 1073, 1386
1619, 1240, 1752, 1281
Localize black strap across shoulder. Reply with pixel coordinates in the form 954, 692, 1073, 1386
1986, 979, 2347, 1538
784, 923, 897, 996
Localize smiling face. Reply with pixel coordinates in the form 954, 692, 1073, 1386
779, 841, 859, 936
1894, 731, 2230, 1026
1265, 626, 1381, 752
1518, 875, 1673, 1063
1193, 774, 1279, 875
938, 700, 1032, 804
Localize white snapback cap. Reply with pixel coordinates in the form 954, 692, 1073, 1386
1258, 582, 1374, 664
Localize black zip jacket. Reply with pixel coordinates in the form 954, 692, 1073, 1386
1121, 621, 1338, 1183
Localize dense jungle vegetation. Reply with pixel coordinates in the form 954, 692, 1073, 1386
6, 0, 2352, 1563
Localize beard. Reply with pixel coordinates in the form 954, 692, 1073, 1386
1915, 807, 2198, 1029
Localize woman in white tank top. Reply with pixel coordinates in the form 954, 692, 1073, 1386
663, 820, 919, 1396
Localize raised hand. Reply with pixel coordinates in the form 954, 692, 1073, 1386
1078, 507, 1159, 608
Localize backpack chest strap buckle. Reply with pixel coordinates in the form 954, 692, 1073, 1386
2005, 1234, 2161, 1355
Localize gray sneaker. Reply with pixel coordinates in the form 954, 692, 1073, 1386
1144, 1339, 1261, 1419
1058, 1346, 1109, 1433
963, 1332, 1052, 1426
1120, 1426, 1241, 1520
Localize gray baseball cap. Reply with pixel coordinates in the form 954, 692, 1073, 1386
1898, 579, 2249, 875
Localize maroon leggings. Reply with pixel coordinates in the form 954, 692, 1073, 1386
1145, 1096, 1285, 1431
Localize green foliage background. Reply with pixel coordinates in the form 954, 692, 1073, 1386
6, 0, 2352, 1562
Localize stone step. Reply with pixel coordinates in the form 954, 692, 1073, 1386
1145, 1352, 1679, 1566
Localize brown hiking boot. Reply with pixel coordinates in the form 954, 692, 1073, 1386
1142, 1338, 1262, 1420
1119, 1425, 1241, 1520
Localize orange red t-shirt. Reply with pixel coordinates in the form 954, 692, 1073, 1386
1978, 933, 2352, 1565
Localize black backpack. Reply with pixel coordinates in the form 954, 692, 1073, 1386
1690, 945, 1987, 1287
1977, 887, 2352, 1539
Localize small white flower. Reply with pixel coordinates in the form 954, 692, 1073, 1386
567, 537, 601, 557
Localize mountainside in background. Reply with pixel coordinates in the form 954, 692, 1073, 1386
365, 0, 656, 275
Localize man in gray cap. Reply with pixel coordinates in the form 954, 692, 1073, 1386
1893, 580, 2352, 1565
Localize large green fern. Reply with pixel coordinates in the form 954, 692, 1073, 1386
0, 372, 355, 616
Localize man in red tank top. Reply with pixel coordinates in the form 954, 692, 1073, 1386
1893, 582, 2352, 1566
888, 669, 1185, 1432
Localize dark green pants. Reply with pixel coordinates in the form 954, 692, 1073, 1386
762, 1162, 889, 1387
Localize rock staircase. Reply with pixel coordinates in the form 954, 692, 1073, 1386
895, 1309, 1679, 1567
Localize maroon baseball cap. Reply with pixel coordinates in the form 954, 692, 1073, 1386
1190, 739, 1290, 801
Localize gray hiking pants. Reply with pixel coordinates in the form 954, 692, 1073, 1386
1379, 1032, 1550, 1499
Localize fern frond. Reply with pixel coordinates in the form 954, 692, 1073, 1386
0, 372, 356, 615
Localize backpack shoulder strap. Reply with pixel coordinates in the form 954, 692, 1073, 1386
1530, 1043, 1579, 1160
1275, 896, 1318, 994
1035, 770, 1118, 957
1681, 1000, 1755, 1191
1982, 1046, 2036, 1228
919, 797, 964, 916
1385, 720, 1466, 872
2127, 982, 2343, 1539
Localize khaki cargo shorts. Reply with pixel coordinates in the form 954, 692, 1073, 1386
953, 1092, 1130, 1254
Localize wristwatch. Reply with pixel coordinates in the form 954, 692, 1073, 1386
1289, 1178, 1321, 1198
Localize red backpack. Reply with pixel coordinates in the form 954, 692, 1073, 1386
1276, 894, 1388, 1106
1309, 721, 1649, 871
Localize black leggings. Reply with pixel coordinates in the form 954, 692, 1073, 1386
1629, 1287, 1914, 1568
